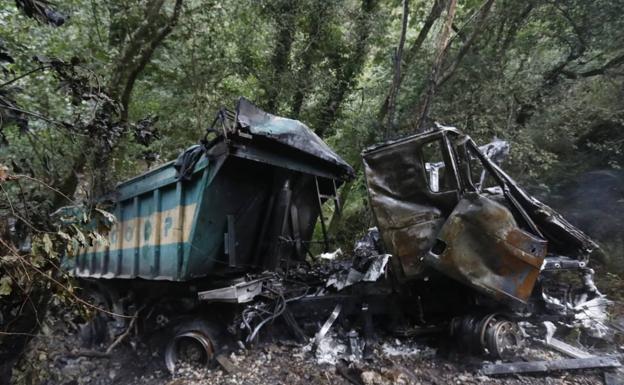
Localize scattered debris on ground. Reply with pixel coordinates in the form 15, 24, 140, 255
13, 300, 623, 385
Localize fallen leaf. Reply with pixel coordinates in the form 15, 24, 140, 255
0, 276, 12, 296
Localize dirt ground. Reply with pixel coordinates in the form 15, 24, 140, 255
10, 303, 623, 385
7, 266, 624, 385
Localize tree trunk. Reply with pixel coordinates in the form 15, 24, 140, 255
327, 169, 359, 236
378, 0, 445, 124
314, 0, 378, 138
290, 59, 312, 119
413, 0, 457, 131
264, 1, 297, 113
384, 0, 409, 138
108, 0, 183, 122
56, 0, 184, 200
290, 3, 331, 118
497, 1, 535, 56
437, 0, 496, 87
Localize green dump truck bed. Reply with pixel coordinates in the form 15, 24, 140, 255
67, 98, 353, 281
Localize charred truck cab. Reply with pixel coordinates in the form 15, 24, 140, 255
363, 125, 597, 304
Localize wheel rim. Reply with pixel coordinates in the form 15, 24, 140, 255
165, 330, 214, 374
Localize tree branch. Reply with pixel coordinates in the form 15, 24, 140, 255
119, 0, 183, 121
378, 0, 445, 122
265, 1, 297, 113
413, 0, 457, 131
437, 0, 496, 87
314, 0, 378, 137
560, 52, 624, 79
114, 0, 183, 122
0, 66, 49, 89
404, 0, 446, 67
498, 1, 535, 55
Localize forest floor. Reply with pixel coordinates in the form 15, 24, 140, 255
7, 266, 623, 385
10, 298, 624, 385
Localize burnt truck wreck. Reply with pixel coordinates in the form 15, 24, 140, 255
363, 125, 597, 304
361, 125, 613, 364
64, 101, 613, 375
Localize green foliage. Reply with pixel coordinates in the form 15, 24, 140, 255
0, 276, 12, 296
1, 0, 623, 256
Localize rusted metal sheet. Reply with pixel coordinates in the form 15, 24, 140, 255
362, 131, 458, 279
426, 194, 547, 303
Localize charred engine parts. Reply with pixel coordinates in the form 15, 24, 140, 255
450, 314, 523, 359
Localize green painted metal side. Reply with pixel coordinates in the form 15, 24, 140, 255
66, 135, 350, 282
70, 157, 214, 281
183, 155, 274, 278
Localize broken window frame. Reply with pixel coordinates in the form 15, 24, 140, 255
422, 137, 454, 194
467, 146, 496, 192
463, 139, 544, 237
418, 132, 462, 199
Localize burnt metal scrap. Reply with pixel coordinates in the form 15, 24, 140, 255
481, 357, 621, 376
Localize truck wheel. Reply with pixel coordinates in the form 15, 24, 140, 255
164, 319, 220, 374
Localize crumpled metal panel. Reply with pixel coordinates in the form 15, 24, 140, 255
482, 156, 598, 258
362, 133, 453, 278
236, 97, 355, 180
425, 194, 547, 303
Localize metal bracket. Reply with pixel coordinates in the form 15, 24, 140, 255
197, 278, 265, 303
